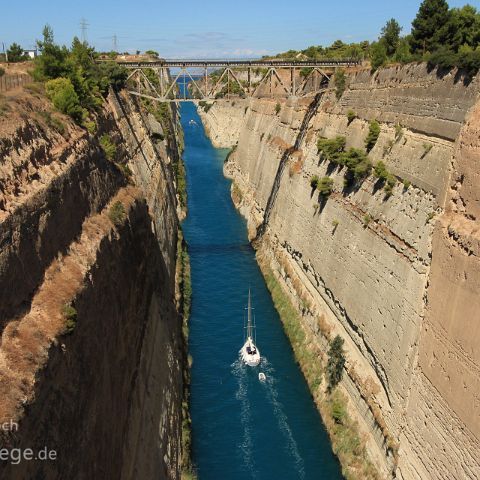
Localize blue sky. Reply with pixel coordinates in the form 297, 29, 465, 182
1, 0, 473, 57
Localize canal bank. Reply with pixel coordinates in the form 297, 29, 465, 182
180, 101, 343, 480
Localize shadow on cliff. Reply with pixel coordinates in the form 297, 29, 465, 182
427, 63, 477, 87
0, 199, 182, 480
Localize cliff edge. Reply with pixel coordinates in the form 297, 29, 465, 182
199, 63, 480, 480
0, 83, 186, 479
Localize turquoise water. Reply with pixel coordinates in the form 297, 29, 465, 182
180, 101, 343, 480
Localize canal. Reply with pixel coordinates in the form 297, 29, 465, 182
180, 100, 343, 480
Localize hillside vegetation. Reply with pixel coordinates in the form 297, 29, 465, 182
268, 0, 480, 76
14, 26, 128, 125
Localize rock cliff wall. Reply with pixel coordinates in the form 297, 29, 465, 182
0, 88, 185, 479
199, 63, 480, 479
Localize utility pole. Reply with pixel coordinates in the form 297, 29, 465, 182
80, 18, 89, 43
2, 43, 7, 63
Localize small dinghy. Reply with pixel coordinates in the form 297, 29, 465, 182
240, 289, 261, 366
258, 372, 266, 381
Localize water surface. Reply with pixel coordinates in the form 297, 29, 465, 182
181, 102, 343, 480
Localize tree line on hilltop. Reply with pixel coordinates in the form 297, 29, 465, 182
269, 0, 480, 76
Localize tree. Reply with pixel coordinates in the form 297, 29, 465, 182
393, 37, 414, 63
33, 25, 128, 120
330, 40, 346, 52
334, 69, 346, 99
317, 177, 334, 196
442, 5, 480, 52
317, 136, 346, 163
303, 46, 319, 58
327, 335, 346, 391
411, 0, 451, 54
45, 77, 83, 121
345, 44, 364, 60
7, 43, 26, 62
380, 18, 402, 56
365, 120, 381, 152
40, 24, 54, 46
374, 161, 389, 181
370, 41, 388, 70
34, 24, 68, 80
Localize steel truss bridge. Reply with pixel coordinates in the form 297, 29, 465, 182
112, 59, 359, 103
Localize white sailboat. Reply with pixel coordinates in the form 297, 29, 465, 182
240, 289, 260, 366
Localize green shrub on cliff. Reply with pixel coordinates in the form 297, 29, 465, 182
374, 161, 389, 181
352, 157, 373, 180
395, 123, 403, 141
422, 142, 433, 157
175, 157, 187, 208
332, 396, 347, 424
334, 69, 346, 99
373, 161, 398, 197
317, 177, 334, 196
153, 102, 172, 135
62, 303, 77, 334
317, 136, 346, 164
341, 148, 372, 180
347, 110, 356, 124
310, 175, 333, 197
83, 119, 97, 134
108, 201, 126, 227
198, 101, 213, 113
327, 335, 346, 391
45, 77, 84, 121
365, 120, 380, 152
275, 102, 281, 115
100, 134, 117, 161
383, 174, 397, 197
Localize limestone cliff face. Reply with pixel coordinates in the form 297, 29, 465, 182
0, 89, 184, 479
198, 102, 245, 148
200, 64, 480, 479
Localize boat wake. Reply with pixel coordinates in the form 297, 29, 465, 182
232, 359, 258, 478
259, 358, 306, 480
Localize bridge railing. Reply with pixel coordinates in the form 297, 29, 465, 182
99, 59, 360, 68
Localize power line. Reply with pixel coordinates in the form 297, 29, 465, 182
80, 18, 89, 42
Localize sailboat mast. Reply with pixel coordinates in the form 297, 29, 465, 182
247, 289, 252, 339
